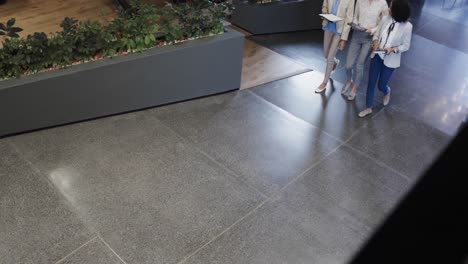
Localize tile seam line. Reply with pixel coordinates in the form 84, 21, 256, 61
193, 146, 270, 200
387, 104, 452, 137
99, 235, 129, 264
8, 141, 107, 264
247, 90, 412, 182
176, 137, 349, 264
6, 140, 100, 224
414, 14, 439, 34
7, 140, 49, 179
341, 107, 413, 182
150, 116, 269, 200
176, 196, 270, 264
54, 236, 99, 264
176, 116, 405, 264
247, 89, 348, 145
343, 143, 412, 182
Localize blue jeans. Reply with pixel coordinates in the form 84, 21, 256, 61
366, 55, 395, 108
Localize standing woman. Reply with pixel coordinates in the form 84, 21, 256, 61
358, 0, 412, 117
342, 0, 388, 101
315, 0, 355, 93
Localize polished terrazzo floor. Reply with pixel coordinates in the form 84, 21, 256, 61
1, 1, 466, 263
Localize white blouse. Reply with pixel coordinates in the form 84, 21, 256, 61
372, 16, 413, 68
354, 0, 389, 35
377, 19, 400, 60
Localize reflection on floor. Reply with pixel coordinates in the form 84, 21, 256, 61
0, 1, 466, 264
250, 0, 468, 136
0, 0, 118, 37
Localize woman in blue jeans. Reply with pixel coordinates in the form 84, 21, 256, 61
358, 0, 413, 117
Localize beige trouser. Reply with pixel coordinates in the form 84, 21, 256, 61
323, 30, 341, 83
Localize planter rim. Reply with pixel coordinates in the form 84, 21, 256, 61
0, 28, 242, 90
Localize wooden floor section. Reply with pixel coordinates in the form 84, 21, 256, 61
240, 39, 311, 90
0, 0, 118, 37
228, 24, 312, 90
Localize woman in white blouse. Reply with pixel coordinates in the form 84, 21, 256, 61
359, 0, 413, 117
342, 0, 388, 101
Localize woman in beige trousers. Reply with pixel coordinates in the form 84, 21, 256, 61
316, 0, 355, 93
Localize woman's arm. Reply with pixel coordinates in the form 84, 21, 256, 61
340, 0, 355, 41
322, 0, 328, 14
394, 23, 413, 53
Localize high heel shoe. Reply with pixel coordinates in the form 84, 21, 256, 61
315, 84, 327, 93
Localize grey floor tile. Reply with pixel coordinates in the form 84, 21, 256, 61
387, 35, 468, 135
58, 238, 123, 264
184, 164, 370, 264
415, 12, 468, 54
297, 145, 411, 228
151, 91, 342, 196
8, 112, 264, 264
249, 31, 327, 71
399, 35, 468, 90
389, 70, 468, 136
347, 108, 451, 180
252, 71, 383, 141
0, 141, 94, 264
419, 0, 468, 26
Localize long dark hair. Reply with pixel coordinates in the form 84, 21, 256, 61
391, 0, 411, 22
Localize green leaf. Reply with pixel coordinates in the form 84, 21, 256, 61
10, 27, 23, 33
7, 32, 20, 38
0, 23, 6, 31
144, 35, 150, 45
7, 18, 16, 27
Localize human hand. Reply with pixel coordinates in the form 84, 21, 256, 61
339, 40, 346, 51
385, 47, 396, 55
373, 42, 379, 50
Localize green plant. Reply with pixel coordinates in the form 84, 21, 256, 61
160, 0, 233, 41
0, 37, 23, 78
22, 32, 52, 72
0, 18, 23, 38
0, 0, 233, 80
108, 0, 160, 52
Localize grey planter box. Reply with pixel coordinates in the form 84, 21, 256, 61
0, 28, 244, 137
231, 0, 323, 35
